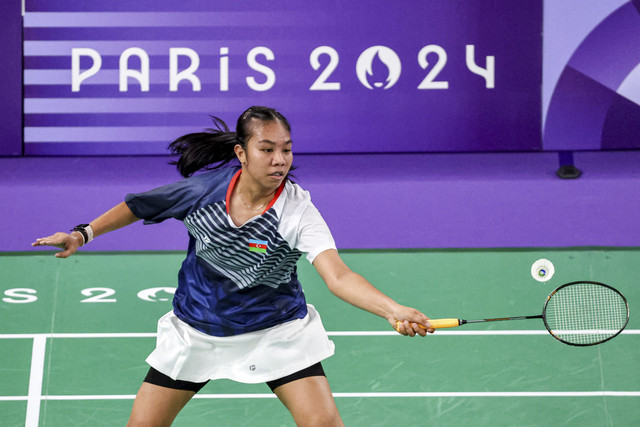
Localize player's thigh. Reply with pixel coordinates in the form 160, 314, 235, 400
273, 376, 344, 427
127, 382, 196, 427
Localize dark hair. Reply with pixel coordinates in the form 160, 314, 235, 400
169, 106, 291, 178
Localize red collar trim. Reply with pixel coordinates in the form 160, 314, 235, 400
263, 179, 286, 213
225, 169, 242, 214
226, 169, 286, 215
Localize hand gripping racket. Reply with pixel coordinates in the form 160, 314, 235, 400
402, 281, 629, 346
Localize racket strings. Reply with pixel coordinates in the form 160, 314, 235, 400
544, 283, 627, 345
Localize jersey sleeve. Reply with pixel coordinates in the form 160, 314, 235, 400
125, 177, 206, 224
296, 202, 337, 264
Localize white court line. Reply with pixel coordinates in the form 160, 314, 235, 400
196, 391, 640, 398
330, 330, 640, 336
1, 330, 639, 339
0, 333, 157, 339
2, 391, 639, 402
25, 335, 46, 427
3, 329, 637, 425
333, 391, 640, 398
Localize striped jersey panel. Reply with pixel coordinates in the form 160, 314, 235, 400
183, 201, 302, 289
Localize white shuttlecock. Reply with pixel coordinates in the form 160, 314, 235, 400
531, 259, 555, 282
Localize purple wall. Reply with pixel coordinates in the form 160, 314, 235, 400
6, 152, 639, 253
0, 0, 22, 156
19, 0, 640, 156
2, 2, 640, 252
543, 1, 640, 151
22, 0, 543, 155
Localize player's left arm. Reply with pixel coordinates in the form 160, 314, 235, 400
32, 202, 140, 258
312, 249, 434, 336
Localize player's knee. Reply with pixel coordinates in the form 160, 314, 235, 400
293, 408, 343, 427
126, 414, 171, 427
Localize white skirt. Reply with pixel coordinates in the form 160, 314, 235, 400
146, 304, 335, 384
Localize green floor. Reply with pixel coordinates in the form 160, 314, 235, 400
1, 248, 639, 426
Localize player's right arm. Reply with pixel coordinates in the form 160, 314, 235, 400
32, 202, 140, 258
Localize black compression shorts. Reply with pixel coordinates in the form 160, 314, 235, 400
143, 362, 326, 393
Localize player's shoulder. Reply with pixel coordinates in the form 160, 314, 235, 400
170, 167, 237, 206
188, 167, 237, 185
274, 180, 312, 220
283, 180, 311, 204
187, 167, 237, 190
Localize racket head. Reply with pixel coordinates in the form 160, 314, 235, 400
542, 281, 629, 346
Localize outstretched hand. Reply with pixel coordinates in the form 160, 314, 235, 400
390, 306, 435, 337
32, 232, 83, 258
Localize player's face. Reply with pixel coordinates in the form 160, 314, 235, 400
236, 120, 292, 191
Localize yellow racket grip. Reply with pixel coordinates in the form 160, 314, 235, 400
426, 318, 462, 329
395, 318, 461, 332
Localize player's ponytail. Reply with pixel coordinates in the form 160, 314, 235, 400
169, 106, 291, 178
168, 116, 237, 178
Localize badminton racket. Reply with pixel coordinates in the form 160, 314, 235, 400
399, 281, 629, 346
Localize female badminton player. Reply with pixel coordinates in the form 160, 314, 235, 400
33, 106, 434, 426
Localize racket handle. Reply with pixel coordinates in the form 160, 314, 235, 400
425, 318, 462, 329
397, 318, 462, 331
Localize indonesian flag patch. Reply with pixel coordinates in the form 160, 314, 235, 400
248, 239, 268, 253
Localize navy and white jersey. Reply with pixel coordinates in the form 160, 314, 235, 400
125, 167, 336, 337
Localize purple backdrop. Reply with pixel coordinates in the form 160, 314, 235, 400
0, 0, 22, 155
8, 1, 640, 157
5, 151, 640, 252
2, 1, 639, 252
23, 0, 542, 155
544, 0, 640, 150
